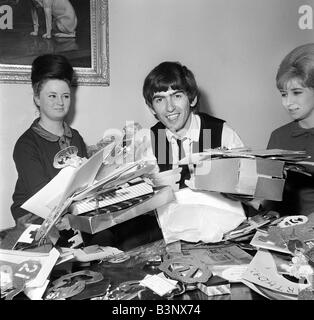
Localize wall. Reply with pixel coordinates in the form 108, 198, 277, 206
0, 0, 313, 230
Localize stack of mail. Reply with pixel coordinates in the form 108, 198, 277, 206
21, 141, 172, 240
183, 148, 311, 201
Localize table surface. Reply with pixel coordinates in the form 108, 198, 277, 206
58, 239, 266, 301
2, 226, 265, 300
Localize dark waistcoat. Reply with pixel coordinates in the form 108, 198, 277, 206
150, 112, 225, 188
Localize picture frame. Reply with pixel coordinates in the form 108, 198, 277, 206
0, 0, 109, 86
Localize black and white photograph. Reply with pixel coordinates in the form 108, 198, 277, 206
1, 0, 314, 307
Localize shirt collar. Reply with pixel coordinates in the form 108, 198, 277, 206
291, 121, 314, 137
165, 112, 200, 143
31, 118, 72, 148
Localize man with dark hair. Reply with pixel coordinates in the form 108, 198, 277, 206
143, 61, 244, 188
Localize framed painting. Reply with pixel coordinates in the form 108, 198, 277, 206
0, 0, 109, 86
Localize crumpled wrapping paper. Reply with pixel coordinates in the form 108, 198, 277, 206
156, 188, 246, 244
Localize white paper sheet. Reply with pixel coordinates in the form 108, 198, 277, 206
21, 166, 76, 219
156, 188, 246, 244
25, 280, 50, 300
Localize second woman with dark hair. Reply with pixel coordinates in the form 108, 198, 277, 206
11, 54, 88, 223
11, 54, 117, 247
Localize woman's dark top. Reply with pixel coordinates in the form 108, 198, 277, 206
267, 120, 314, 216
11, 119, 88, 221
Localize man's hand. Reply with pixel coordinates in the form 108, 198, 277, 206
149, 168, 182, 191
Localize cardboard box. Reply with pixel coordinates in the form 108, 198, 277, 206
68, 186, 174, 234
191, 158, 285, 201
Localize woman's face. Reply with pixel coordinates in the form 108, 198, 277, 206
280, 78, 314, 125
34, 79, 71, 122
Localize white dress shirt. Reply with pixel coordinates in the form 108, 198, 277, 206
165, 113, 244, 170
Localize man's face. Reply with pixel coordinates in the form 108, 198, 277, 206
151, 88, 197, 134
